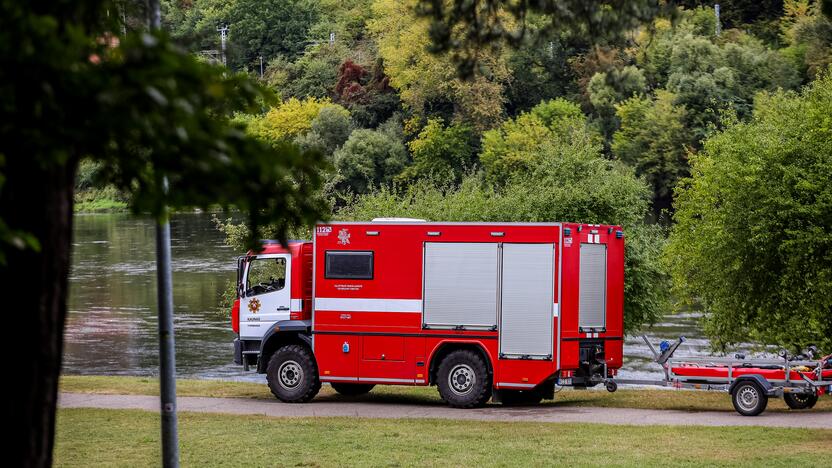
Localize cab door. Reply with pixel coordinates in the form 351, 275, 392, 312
239, 254, 291, 339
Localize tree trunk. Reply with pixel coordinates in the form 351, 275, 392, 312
1, 155, 77, 467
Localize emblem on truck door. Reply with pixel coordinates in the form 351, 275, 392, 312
248, 297, 261, 313
337, 228, 351, 245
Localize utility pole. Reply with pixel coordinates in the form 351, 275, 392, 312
217, 24, 229, 66
148, 1, 180, 467
714, 4, 721, 36
259, 55, 264, 78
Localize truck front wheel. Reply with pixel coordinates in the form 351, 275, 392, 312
436, 349, 492, 408
266, 344, 321, 403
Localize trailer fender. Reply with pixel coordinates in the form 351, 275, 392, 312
257, 320, 312, 373
729, 375, 775, 397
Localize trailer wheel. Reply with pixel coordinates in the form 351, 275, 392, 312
784, 392, 818, 410
731, 381, 768, 416
266, 344, 321, 403
330, 383, 375, 396
436, 350, 492, 408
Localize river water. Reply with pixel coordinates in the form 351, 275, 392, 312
65, 213, 715, 383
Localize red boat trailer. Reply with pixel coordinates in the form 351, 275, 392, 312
607, 337, 832, 416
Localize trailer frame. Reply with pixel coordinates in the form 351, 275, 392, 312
605, 336, 832, 416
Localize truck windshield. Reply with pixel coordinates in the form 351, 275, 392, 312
245, 257, 286, 296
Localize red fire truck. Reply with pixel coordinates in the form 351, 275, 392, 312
232, 219, 624, 407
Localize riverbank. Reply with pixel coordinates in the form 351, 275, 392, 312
60, 375, 832, 413
54, 407, 832, 467
73, 187, 129, 213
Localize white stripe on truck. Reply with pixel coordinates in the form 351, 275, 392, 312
314, 297, 422, 313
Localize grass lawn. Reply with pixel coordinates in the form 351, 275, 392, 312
54, 408, 832, 467
60, 374, 832, 412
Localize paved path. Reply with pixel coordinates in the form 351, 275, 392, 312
59, 393, 832, 429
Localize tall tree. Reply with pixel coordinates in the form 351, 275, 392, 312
0, 1, 327, 465
165, 0, 320, 70
613, 90, 692, 217
415, 0, 676, 77
369, 0, 511, 131
666, 72, 832, 351
227, 0, 320, 69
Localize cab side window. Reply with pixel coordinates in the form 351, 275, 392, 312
246, 257, 286, 296
325, 251, 373, 279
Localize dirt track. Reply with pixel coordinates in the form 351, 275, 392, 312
59, 392, 832, 429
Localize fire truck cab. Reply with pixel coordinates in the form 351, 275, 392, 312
232, 220, 624, 407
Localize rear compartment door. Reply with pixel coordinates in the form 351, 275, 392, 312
578, 243, 607, 331
499, 243, 555, 359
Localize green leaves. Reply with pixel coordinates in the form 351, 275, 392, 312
0, 0, 330, 256
332, 124, 408, 195
667, 71, 832, 351
415, 0, 671, 78
343, 128, 669, 333
613, 90, 691, 215
480, 98, 596, 184
399, 118, 476, 186
82, 32, 328, 248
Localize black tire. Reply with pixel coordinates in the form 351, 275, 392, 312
436, 349, 492, 408
784, 392, 818, 410
731, 381, 768, 416
499, 389, 544, 406
266, 344, 321, 403
330, 383, 375, 396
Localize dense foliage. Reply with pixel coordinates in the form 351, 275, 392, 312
341, 145, 669, 334
666, 73, 832, 351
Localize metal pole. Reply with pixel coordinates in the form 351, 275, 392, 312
217, 24, 229, 67
147, 1, 180, 467
259, 55, 263, 78
714, 4, 721, 36
155, 210, 179, 468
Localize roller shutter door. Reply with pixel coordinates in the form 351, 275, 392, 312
423, 243, 498, 329
499, 243, 554, 358
579, 243, 607, 330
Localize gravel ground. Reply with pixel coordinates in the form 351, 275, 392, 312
59, 392, 832, 429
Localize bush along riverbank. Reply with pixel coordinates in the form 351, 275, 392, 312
73, 186, 129, 213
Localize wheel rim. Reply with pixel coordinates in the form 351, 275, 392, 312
278, 360, 303, 390
793, 394, 809, 404
448, 364, 476, 396
737, 385, 759, 411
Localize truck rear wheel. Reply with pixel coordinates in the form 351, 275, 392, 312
784, 392, 818, 410
436, 349, 492, 408
330, 383, 375, 396
731, 381, 768, 416
266, 344, 321, 403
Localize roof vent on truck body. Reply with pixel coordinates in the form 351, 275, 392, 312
370, 217, 427, 223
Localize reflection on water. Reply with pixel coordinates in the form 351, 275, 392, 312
65, 213, 721, 383
65, 212, 261, 381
